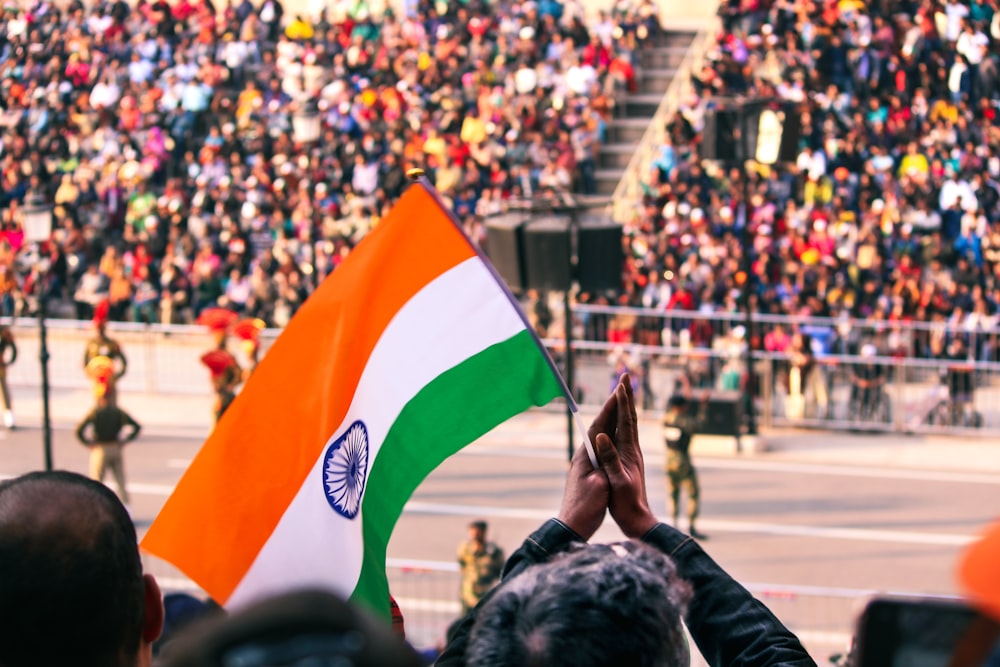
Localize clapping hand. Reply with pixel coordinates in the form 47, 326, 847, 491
556, 382, 617, 540
593, 374, 658, 539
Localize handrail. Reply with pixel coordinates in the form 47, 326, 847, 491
610, 16, 718, 224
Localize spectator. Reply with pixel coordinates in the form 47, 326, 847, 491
437, 377, 815, 666
613, 0, 1000, 367
0, 0, 655, 328
0, 470, 164, 667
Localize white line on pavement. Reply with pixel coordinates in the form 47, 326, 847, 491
464, 445, 1000, 485
403, 501, 978, 546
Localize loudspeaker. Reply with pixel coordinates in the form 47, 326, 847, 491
485, 213, 529, 292
523, 217, 572, 292
699, 391, 744, 436
577, 219, 623, 293
744, 102, 801, 165
700, 108, 740, 162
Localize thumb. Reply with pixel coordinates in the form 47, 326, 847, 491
594, 433, 626, 485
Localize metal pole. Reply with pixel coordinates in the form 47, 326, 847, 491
37, 266, 53, 471
740, 102, 758, 437
564, 288, 575, 463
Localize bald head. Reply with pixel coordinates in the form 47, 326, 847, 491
0, 471, 147, 667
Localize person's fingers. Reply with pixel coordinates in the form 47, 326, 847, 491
614, 380, 636, 463
588, 382, 618, 444
594, 432, 626, 486
621, 372, 639, 442
572, 435, 596, 471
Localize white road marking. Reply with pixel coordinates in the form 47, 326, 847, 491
167, 459, 192, 469
403, 501, 978, 546
463, 445, 1000, 485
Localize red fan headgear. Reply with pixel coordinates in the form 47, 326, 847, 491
233, 318, 266, 345
200, 350, 237, 380
197, 308, 239, 334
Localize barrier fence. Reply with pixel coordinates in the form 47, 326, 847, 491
8, 310, 1000, 435
158, 559, 929, 665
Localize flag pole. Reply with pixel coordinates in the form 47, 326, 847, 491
405, 170, 599, 469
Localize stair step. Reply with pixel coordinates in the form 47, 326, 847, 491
639, 67, 680, 95
595, 168, 622, 195
623, 93, 664, 117
607, 119, 650, 144
598, 148, 636, 169
640, 46, 690, 69
655, 31, 698, 48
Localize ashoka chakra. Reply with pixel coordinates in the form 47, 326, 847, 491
322, 421, 369, 519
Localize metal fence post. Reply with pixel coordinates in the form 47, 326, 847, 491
894, 359, 906, 433
761, 356, 773, 430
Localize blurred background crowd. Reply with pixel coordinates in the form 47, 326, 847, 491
3, 0, 1000, 364
612, 0, 1000, 363
0, 0, 658, 328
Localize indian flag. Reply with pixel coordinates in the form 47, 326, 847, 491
141, 182, 566, 616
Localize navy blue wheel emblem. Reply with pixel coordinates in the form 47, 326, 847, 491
322, 421, 369, 519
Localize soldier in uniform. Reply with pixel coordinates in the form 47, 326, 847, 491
0, 321, 17, 429
662, 393, 709, 540
198, 308, 243, 424
79, 355, 142, 505
84, 301, 127, 406
232, 318, 266, 380
456, 520, 504, 615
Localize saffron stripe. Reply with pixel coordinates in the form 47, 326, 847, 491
141, 186, 476, 602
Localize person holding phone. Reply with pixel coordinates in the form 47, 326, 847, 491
437, 377, 815, 667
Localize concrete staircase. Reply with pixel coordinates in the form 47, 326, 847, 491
595, 30, 698, 195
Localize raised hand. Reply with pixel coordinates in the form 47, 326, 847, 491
595, 377, 658, 539
556, 387, 617, 540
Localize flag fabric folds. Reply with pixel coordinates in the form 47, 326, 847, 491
141, 183, 564, 616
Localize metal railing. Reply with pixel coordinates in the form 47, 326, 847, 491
9, 311, 1000, 435
610, 19, 716, 224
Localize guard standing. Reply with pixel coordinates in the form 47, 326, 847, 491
198, 308, 242, 424
456, 520, 504, 615
83, 300, 127, 406
662, 393, 709, 540
0, 321, 17, 429
76, 359, 141, 505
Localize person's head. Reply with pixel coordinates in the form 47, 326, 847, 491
667, 395, 689, 412
466, 541, 693, 666
0, 471, 163, 667
469, 520, 487, 543
158, 589, 423, 667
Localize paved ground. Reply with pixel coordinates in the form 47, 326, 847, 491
3, 386, 1000, 664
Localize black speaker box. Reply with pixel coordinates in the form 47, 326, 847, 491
698, 391, 744, 436
577, 219, 623, 293
523, 217, 572, 292
485, 213, 529, 292
700, 108, 740, 162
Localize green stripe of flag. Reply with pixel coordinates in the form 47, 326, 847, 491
351, 329, 564, 614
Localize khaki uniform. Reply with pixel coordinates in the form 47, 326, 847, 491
76, 403, 141, 504
457, 539, 504, 614
663, 407, 704, 525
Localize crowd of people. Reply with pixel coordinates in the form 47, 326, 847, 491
608, 0, 1000, 364
0, 0, 659, 329
3, 378, 999, 666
